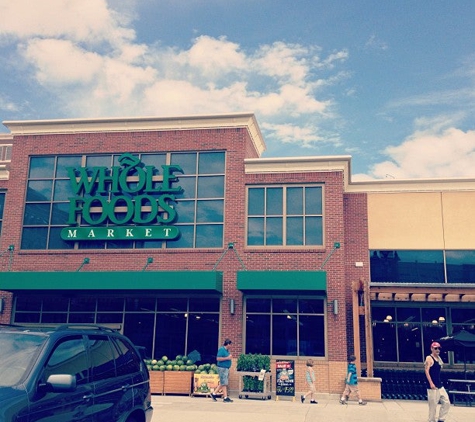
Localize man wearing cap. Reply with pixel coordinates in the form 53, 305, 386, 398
211, 339, 233, 403
424, 341, 450, 422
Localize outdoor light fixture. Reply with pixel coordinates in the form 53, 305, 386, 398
229, 298, 236, 315
320, 242, 341, 269
142, 257, 154, 271
76, 257, 90, 272
0, 298, 4, 314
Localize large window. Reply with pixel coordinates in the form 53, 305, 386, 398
245, 297, 325, 357
247, 186, 323, 247
370, 250, 475, 284
13, 295, 220, 364
21, 151, 225, 250
372, 305, 475, 364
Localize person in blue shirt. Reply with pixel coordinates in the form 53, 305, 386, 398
339, 355, 367, 405
211, 339, 233, 403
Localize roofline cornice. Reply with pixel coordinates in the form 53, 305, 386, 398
3, 112, 266, 156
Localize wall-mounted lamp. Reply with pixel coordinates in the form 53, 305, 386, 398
142, 257, 154, 271
230, 299, 236, 315
0, 298, 4, 314
328, 299, 338, 315
320, 242, 341, 269
76, 257, 90, 272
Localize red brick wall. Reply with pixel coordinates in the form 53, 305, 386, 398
0, 125, 368, 395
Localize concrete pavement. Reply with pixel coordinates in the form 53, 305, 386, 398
150, 394, 473, 422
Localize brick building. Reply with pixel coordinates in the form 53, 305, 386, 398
0, 113, 474, 398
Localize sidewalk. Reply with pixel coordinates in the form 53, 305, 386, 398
151, 394, 473, 422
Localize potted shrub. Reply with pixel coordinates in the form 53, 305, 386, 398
236, 354, 272, 399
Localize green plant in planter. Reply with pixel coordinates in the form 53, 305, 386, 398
237, 353, 271, 393
237, 353, 271, 372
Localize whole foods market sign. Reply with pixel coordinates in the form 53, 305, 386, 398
60, 153, 182, 241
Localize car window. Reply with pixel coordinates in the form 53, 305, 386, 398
43, 335, 89, 385
88, 334, 117, 381
0, 332, 46, 386
113, 337, 141, 376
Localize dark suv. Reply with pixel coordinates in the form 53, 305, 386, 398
0, 324, 153, 422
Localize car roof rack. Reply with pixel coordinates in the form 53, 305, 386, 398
55, 324, 118, 333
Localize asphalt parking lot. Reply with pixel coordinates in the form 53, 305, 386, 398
150, 394, 473, 422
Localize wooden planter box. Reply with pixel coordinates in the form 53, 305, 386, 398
163, 371, 193, 395
149, 371, 164, 395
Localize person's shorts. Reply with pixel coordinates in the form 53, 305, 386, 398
217, 367, 229, 386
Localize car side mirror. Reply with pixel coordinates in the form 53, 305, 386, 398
41, 374, 77, 392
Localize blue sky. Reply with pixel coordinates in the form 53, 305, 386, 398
1, 0, 475, 180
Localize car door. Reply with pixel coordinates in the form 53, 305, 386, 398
88, 334, 134, 422
27, 335, 94, 422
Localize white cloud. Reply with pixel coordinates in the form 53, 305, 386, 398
362, 126, 475, 180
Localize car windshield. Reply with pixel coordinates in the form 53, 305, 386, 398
0, 331, 47, 386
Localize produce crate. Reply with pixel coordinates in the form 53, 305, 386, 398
149, 371, 164, 395
238, 371, 272, 400
163, 371, 193, 395
192, 373, 222, 397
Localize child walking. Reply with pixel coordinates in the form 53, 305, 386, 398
301, 359, 318, 404
340, 355, 367, 405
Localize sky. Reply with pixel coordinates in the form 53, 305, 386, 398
1, 0, 475, 181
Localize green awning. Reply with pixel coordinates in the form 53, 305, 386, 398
0, 271, 223, 293
237, 270, 326, 293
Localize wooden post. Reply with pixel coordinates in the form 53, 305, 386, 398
363, 278, 374, 377
351, 279, 362, 374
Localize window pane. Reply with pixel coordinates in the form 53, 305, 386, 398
247, 217, 264, 246
246, 298, 271, 313
286, 217, 303, 245
370, 250, 444, 283
266, 217, 283, 245
21, 227, 48, 249
373, 323, 397, 361
272, 315, 297, 355
49, 227, 75, 249
196, 224, 223, 248
196, 200, 223, 222
187, 313, 219, 363
89, 335, 116, 381
248, 188, 264, 215
287, 187, 303, 215
273, 299, 297, 313
29, 156, 55, 179
175, 177, 196, 199
44, 337, 89, 385
53, 179, 76, 201
397, 323, 423, 362
23, 203, 51, 225
167, 225, 194, 248
299, 299, 324, 314
266, 188, 283, 215
189, 297, 220, 312
124, 313, 155, 359
157, 298, 187, 312
0, 193, 5, 216
299, 315, 325, 356
305, 216, 323, 245
197, 176, 224, 198
246, 314, 270, 355
171, 153, 197, 175
155, 313, 186, 359
174, 201, 195, 223
51, 202, 70, 224
26, 180, 53, 201
56, 156, 82, 178
198, 152, 225, 174
305, 187, 322, 214
141, 154, 166, 168
446, 250, 475, 283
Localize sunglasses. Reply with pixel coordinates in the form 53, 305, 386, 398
433, 347, 440, 350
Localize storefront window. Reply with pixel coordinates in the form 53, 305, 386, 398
370, 250, 475, 284
245, 297, 325, 357
247, 186, 323, 247
13, 295, 220, 363
21, 151, 225, 250
370, 250, 444, 283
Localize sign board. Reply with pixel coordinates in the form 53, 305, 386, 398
193, 373, 220, 395
276, 360, 295, 397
